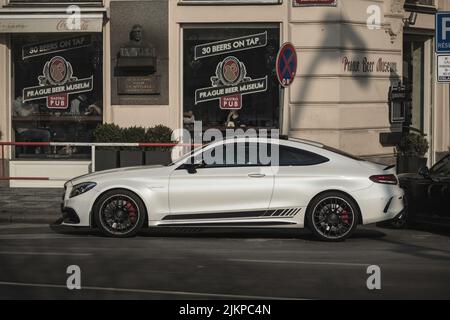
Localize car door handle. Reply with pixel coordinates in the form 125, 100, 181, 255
248, 173, 266, 178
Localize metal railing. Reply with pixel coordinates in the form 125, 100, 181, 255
0, 141, 201, 181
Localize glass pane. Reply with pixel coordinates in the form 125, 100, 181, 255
12, 33, 103, 160
9, 0, 101, 3
405, 0, 435, 5
411, 42, 424, 131
279, 146, 329, 166
183, 25, 280, 132
403, 39, 424, 131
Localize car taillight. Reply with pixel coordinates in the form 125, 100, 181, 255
369, 174, 398, 185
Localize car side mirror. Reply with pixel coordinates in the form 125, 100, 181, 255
181, 161, 205, 174
418, 166, 430, 178
185, 163, 199, 174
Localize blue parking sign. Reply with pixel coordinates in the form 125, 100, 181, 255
436, 12, 450, 53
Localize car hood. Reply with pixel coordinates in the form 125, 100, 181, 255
66, 165, 168, 186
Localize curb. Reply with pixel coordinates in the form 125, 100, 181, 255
0, 212, 60, 224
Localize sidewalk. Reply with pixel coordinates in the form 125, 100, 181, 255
0, 182, 62, 224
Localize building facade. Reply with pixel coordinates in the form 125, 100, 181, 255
0, 0, 448, 187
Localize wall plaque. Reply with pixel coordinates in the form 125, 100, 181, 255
110, 1, 168, 105
117, 76, 160, 95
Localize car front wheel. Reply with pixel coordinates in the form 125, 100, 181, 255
93, 189, 146, 238
306, 192, 359, 242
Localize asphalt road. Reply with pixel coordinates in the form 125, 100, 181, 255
0, 223, 450, 300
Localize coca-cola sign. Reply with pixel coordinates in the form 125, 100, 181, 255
56, 19, 90, 32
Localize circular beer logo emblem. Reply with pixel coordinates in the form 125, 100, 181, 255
49, 57, 67, 84
221, 57, 241, 85
44, 56, 72, 85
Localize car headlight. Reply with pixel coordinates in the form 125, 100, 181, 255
70, 182, 97, 198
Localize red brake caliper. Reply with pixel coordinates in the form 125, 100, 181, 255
340, 210, 350, 224
125, 202, 137, 224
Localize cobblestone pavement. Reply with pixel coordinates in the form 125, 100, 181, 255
0, 185, 62, 223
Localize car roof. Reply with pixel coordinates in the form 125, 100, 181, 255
212, 136, 324, 148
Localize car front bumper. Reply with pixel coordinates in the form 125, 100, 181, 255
61, 182, 96, 227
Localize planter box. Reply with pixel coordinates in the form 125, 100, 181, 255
95, 150, 119, 172
397, 156, 427, 174
120, 151, 144, 168
145, 151, 172, 165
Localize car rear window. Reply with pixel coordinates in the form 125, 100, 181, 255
279, 145, 329, 166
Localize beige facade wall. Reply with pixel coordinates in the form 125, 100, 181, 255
105, 0, 405, 160
1, 0, 449, 186
288, 0, 404, 161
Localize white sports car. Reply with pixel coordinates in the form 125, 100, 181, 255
61, 137, 404, 241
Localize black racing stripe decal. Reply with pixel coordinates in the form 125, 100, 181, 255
162, 210, 267, 221
162, 208, 302, 221
164, 221, 297, 226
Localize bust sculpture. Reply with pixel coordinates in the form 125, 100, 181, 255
119, 24, 156, 58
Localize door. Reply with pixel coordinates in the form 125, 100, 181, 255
269, 145, 330, 211
168, 141, 274, 221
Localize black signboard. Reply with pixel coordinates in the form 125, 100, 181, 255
22, 35, 92, 60
184, 25, 280, 128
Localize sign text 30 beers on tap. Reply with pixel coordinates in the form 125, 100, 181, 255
194, 33, 269, 110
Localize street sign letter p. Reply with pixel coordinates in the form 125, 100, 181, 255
443, 17, 450, 40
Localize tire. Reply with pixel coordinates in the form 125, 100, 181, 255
306, 192, 359, 242
389, 209, 408, 229
93, 189, 147, 238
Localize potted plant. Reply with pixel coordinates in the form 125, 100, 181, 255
396, 129, 429, 174
144, 125, 173, 165
93, 123, 122, 171
119, 126, 145, 168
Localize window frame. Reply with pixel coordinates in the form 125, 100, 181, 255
181, 23, 282, 130
178, 0, 282, 5
10, 32, 104, 160
277, 145, 330, 167
177, 141, 274, 169
404, 0, 437, 14
7, 0, 103, 5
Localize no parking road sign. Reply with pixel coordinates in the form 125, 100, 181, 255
276, 42, 297, 87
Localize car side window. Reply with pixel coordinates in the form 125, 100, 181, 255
278, 145, 329, 166
202, 142, 271, 168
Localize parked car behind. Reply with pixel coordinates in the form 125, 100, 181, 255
391, 153, 450, 228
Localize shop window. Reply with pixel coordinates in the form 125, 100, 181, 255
179, 0, 281, 4
8, 0, 102, 4
403, 38, 425, 131
404, 0, 435, 6
11, 33, 103, 159
183, 24, 280, 133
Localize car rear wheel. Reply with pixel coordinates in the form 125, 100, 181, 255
306, 192, 359, 242
93, 189, 146, 238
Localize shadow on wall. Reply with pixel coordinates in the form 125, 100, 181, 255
291, 12, 376, 143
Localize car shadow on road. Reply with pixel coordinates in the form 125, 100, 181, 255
377, 223, 450, 238
139, 226, 387, 241
50, 224, 387, 241
374, 224, 450, 262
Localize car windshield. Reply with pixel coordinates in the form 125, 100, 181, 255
430, 155, 450, 176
